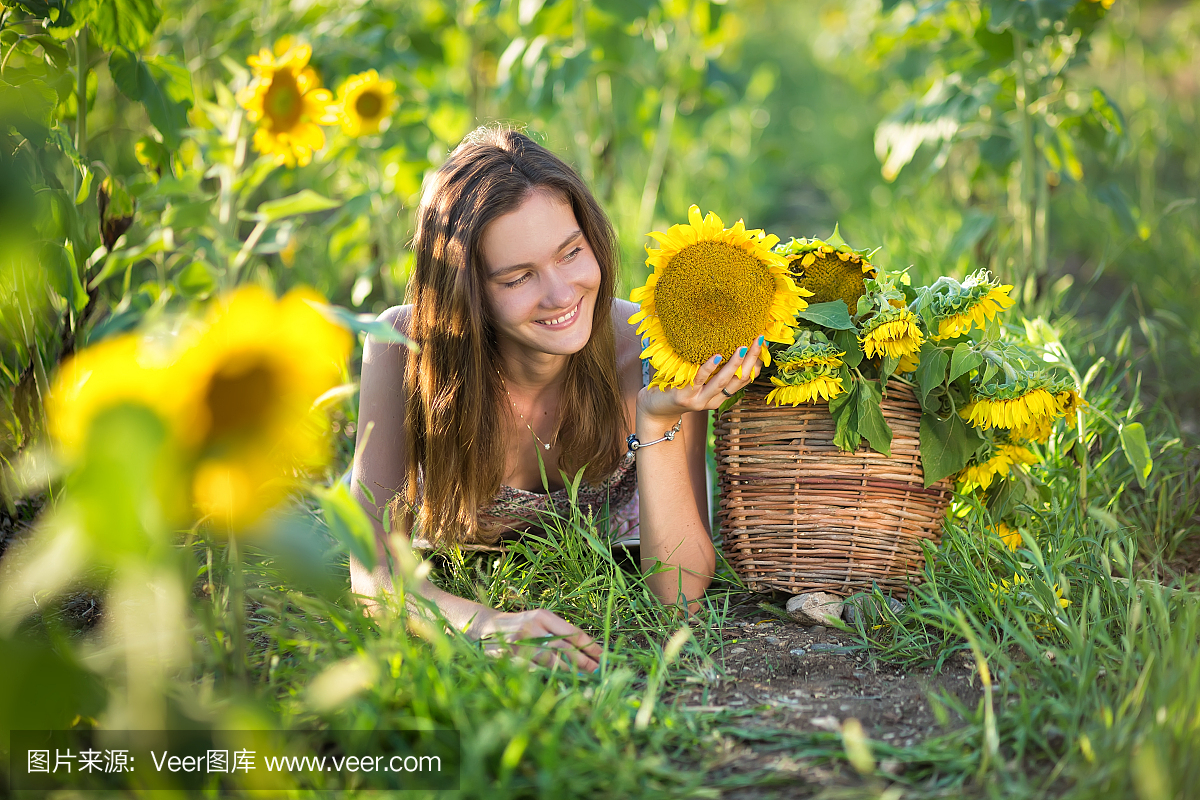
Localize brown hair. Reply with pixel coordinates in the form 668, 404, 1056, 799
390, 125, 627, 546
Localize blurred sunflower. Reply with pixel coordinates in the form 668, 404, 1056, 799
928, 271, 1015, 342
629, 205, 809, 390
173, 286, 352, 526
860, 307, 924, 361
238, 41, 339, 167
48, 335, 180, 455
337, 70, 397, 137
765, 369, 845, 406
776, 231, 876, 314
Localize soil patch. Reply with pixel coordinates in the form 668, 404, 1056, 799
670, 597, 983, 796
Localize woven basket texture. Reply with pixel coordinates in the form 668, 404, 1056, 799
714, 379, 951, 597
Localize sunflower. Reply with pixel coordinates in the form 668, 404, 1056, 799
897, 352, 920, 373
237, 41, 340, 167
774, 333, 845, 374
928, 271, 1016, 342
776, 232, 876, 314
765, 369, 845, 406
960, 379, 1062, 432
629, 205, 809, 390
172, 286, 352, 526
47, 334, 181, 455
989, 522, 1023, 551
860, 307, 925, 361
336, 70, 397, 137
957, 442, 1039, 491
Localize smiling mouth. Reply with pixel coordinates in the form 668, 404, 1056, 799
533, 300, 581, 326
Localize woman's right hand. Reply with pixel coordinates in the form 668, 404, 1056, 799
470, 608, 602, 672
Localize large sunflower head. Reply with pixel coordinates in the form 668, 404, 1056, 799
926, 270, 1016, 341
237, 41, 340, 167
775, 226, 876, 315
174, 286, 352, 525
859, 306, 925, 360
336, 70, 397, 137
629, 205, 810, 390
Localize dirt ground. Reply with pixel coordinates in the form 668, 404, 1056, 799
669, 596, 983, 797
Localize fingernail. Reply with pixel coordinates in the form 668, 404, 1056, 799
592, 666, 601, 673
757, 335, 765, 345
739, 347, 748, 357
713, 355, 723, 364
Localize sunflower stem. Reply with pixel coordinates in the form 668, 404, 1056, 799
231, 219, 268, 277
1014, 32, 1037, 296
227, 530, 248, 683
73, 27, 87, 197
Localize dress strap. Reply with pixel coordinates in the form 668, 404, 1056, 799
642, 356, 651, 388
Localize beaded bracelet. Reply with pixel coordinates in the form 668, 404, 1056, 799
626, 416, 683, 452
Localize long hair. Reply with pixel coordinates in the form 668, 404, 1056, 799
390, 126, 627, 546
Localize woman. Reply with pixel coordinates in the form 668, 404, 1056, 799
350, 126, 765, 670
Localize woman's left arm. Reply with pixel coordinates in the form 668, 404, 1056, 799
635, 338, 765, 606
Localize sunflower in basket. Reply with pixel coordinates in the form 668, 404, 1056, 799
961, 374, 1075, 442
629, 205, 810, 390
857, 270, 925, 364
765, 331, 847, 406
775, 227, 876, 315
924, 270, 1016, 341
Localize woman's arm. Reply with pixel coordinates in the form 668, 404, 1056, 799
350, 306, 601, 669
634, 340, 765, 607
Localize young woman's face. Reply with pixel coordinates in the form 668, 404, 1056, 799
481, 188, 602, 359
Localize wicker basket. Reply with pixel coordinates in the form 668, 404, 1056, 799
714, 379, 952, 597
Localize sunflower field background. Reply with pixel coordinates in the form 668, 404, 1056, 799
3, 0, 1200, 796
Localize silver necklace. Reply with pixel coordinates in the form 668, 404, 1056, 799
498, 370, 559, 451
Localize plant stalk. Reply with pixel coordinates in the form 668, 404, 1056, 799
228, 531, 248, 682
1014, 33, 1036, 290
636, 80, 679, 239
74, 27, 88, 196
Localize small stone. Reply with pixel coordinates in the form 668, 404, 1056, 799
810, 715, 841, 732
785, 592, 845, 627
764, 636, 780, 645
808, 643, 854, 654
842, 594, 905, 625
789, 648, 806, 657
729, 647, 746, 654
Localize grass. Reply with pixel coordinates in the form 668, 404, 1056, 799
3, 310, 1199, 799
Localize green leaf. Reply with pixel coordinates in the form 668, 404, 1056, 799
317, 482, 377, 571
0, 78, 59, 144
856, 380, 892, 457
920, 412, 984, 487
89, 0, 161, 51
175, 259, 216, 296
251, 190, 342, 222
309, 302, 419, 351
717, 387, 745, 416
797, 300, 855, 330
1118, 422, 1152, 488
108, 50, 193, 149
830, 382, 861, 452
949, 342, 983, 383
833, 329, 864, 368
947, 210, 994, 261
592, 0, 654, 22
914, 342, 949, 406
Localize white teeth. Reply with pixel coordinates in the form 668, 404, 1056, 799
535, 303, 579, 325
